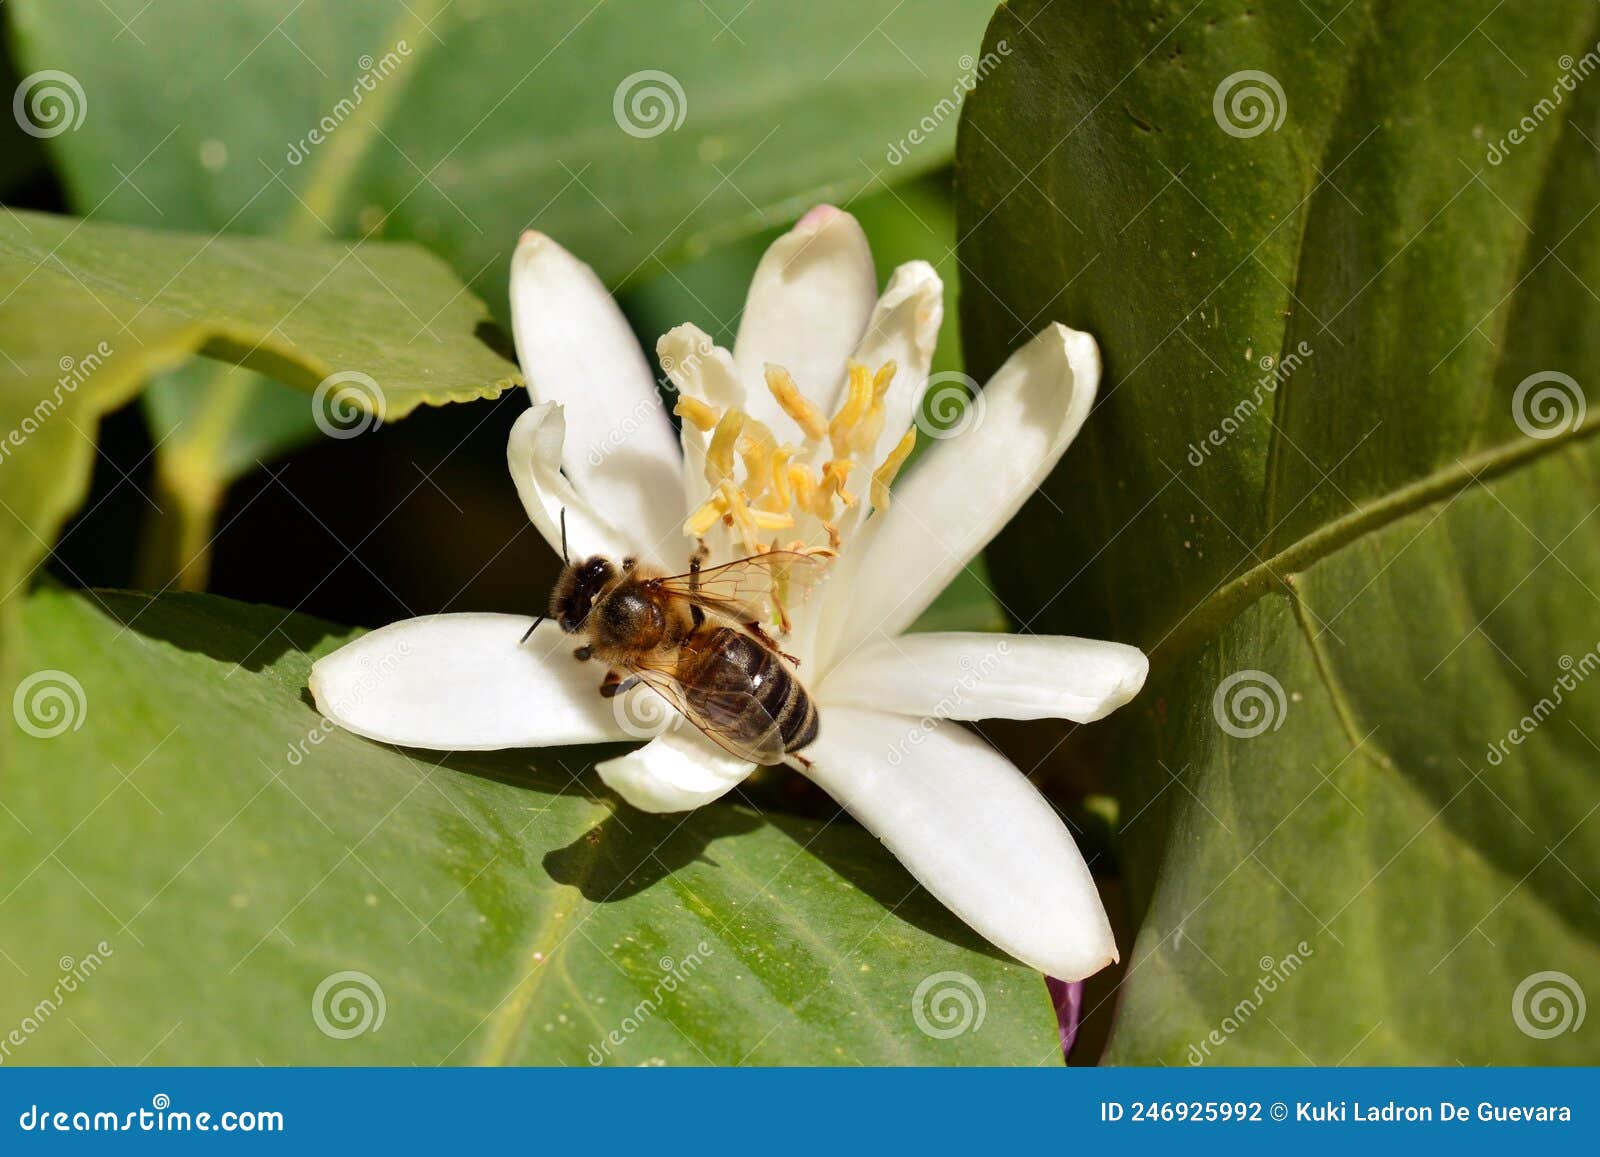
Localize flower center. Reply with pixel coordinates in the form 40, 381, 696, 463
675, 359, 917, 557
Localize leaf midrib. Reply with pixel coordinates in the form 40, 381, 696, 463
1209, 3, 1600, 671
1155, 417, 1600, 666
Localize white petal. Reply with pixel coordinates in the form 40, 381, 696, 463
596, 726, 754, 812
733, 205, 877, 437
511, 231, 684, 553
823, 324, 1100, 664
820, 633, 1148, 723
802, 707, 1117, 980
507, 403, 639, 561
658, 323, 745, 559
848, 260, 944, 468
309, 616, 629, 750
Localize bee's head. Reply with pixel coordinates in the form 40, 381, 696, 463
550, 556, 616, 634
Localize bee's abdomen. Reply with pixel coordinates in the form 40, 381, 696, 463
683, 627, 817, 760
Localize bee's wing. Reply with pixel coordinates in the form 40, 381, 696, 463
621, 656, 789, 767
650, 550, 833, 627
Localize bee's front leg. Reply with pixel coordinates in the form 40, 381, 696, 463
598, 669, 640, 698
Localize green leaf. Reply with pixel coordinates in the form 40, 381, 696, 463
957, 0, 1600, 1062
0, 209, 517, 674
0, 587, 1057, 1064
6, 0, 996, 568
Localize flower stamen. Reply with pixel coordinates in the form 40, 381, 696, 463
681, 357, 909, 565
704, 409, 745, 483
674, 396, 721, 432
871, 426, 917, 510
764, 365, 829, 440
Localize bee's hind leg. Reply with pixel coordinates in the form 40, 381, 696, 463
744, 619, 799, 665
599, 670, 641, 699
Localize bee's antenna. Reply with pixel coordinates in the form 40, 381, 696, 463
559, 506, 569, 563
520, 615, 546, 645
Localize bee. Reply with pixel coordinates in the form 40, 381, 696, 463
524, 512, 827, 767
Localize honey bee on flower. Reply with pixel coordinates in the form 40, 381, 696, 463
309, 205, 1148, 981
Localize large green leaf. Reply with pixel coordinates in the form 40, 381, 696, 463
0, 210, 517, 683
6, 0, 995, 577
958, 0, 1600, 1062
0, 588, 1056, 1064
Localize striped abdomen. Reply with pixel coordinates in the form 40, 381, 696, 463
679, 626, 817, 763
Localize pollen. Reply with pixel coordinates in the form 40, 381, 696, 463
680, 358, 916, 557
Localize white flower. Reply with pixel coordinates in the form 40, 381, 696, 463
308, 205, 1148, 981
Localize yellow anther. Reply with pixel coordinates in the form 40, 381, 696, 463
788, 462, 825, 520
704, 409, 745, 484
765, 365, 829, 440
821, 459, 858, 509
871, 360, 898, 400
871, 426, 917, 510
716, 481, 792, 555
674, 396, 721, 433
767, 444, 796, 510
748, 508, 795, 531
829, 362, 873, 460
737, 416, 778, 503
684, 491, 727, 538
848, 360, 896, 457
